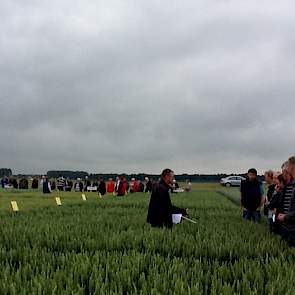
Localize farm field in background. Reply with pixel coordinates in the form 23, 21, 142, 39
0, 184, 294, 294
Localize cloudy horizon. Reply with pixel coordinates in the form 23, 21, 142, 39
1, 0, 295, 175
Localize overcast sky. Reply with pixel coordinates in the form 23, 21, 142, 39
0, 0, 294, 175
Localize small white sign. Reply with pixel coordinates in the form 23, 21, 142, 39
173, 188, 185, 193
87, 186, 97, 192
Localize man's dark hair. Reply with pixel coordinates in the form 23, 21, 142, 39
161, 169, 174, 178
248, 168, 258, 175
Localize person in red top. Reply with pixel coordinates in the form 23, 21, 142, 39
107, 178, 115, 193
133, 180, 139, 193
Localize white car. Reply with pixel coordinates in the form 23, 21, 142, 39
220, 176, 246, 187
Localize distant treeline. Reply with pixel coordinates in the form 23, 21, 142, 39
2, 169, 263, 183
43, 171, 249, 182
0, 168, 12, 178
47, 171, 234, 182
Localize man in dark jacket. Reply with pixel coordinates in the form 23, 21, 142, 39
277, 156, 295, 247
98, 178, 106, 196
42, 177, 51, 194
145, 177, 153, 193
240, 168, 264, 223
147, 169, 187, 229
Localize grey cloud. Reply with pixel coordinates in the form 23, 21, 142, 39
0, 0, 295, 174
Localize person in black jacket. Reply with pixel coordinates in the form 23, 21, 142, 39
240, 168, 264, 223
98, 178, 106, 196
42, 177, 52, 194
147, 169, 187, 229
145, 177, 153, 193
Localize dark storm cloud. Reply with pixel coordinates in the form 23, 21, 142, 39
0, 0, 294, 174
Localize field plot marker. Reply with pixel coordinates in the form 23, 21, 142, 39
11, 201, 19, 212
98, 193, 102, 199
55, 197, 62, 206
81, 194, 87, 201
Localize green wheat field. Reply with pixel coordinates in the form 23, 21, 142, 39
0, 184, 294, 294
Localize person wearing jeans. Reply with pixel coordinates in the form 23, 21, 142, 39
242, 209, 261, 223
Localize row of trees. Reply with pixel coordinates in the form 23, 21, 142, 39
47, 171, 245, 182
0, 169, 12, 178
1, 169, 260, 183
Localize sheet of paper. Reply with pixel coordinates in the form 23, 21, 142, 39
172, 214, 182, 224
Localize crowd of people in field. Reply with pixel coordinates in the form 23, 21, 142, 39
0, 175, 155, 195
241, 156, 295, 247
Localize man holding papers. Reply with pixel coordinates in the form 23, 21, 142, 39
147, 169, 188, 228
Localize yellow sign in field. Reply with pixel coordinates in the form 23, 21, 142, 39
11, 201, 19, 212
55, 197, 62, 206
81, 194, 87, 201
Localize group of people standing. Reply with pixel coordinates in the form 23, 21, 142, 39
240, 156, 295, 247
42, 176, 155, 196
114, 177, 154, 196
1, 176, 32, 189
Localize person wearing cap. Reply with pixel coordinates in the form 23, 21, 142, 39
147, 169, 188, 229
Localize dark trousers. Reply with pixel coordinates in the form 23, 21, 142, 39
280, 227, 295, 248
267, 217, 274, 232
242, 210, 261, 223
